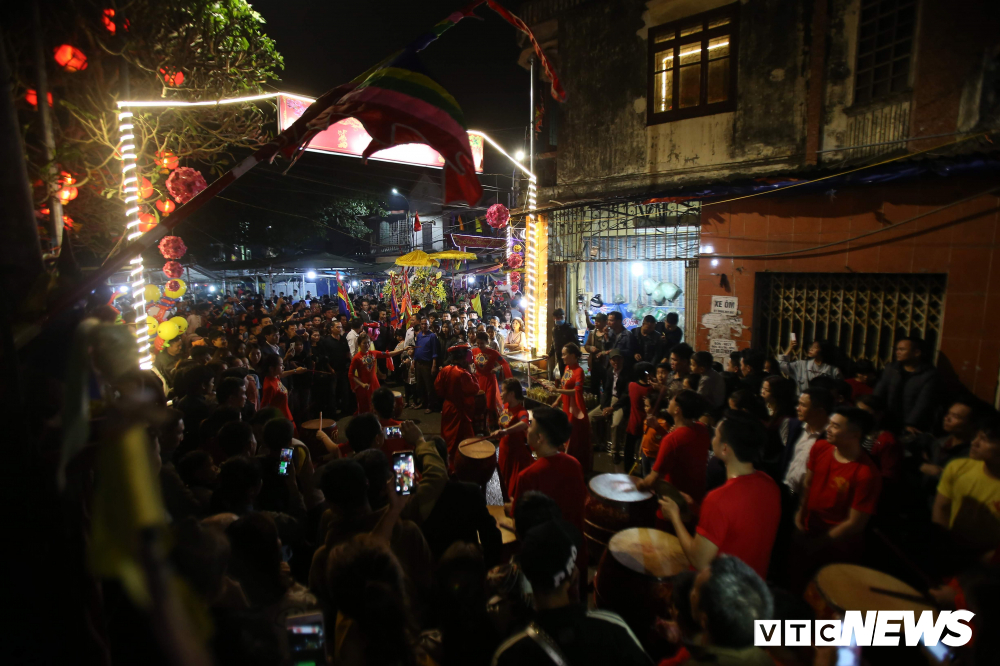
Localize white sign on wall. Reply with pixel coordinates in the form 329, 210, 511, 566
711, 295, 739, 315
709, 338, 738, 355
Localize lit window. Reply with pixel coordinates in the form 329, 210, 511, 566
648, 5, 738, 124
853, 0, 917, 105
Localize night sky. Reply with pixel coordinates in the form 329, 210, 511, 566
185, 0, 532, 257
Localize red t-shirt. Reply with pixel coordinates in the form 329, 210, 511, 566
261, 376, 294, 423
653, 422, 711, 502
804, 440, 881, 530
696, 471, 781, 578
866, 430, 901, 480
627, 382, 651, 436
511, 453, 586, 535
845, 378, 873, 402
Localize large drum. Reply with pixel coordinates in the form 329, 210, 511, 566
299, 418, 338, 459
594, 528, 689, 656
584, 473, 657, 562
392, 390, 405, 420
454, 437, 497, 488
805, 564, 934, 620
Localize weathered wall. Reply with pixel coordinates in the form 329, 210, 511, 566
550, 0, 809, 201
696, 178, 1000, 402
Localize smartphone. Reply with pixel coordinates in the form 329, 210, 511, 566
385, 425, 402, 439
790, 332, 797, 343
286, 611, 325, 664
278, 447, 294, 476
392, 451, 416, 495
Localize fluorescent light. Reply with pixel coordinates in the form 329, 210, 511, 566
118, 285, 129, 293
515, 150, 525, 161
306, 271, 317, 279
701, 245, 714, 254
630, 262, 645, 276
352, 281, 359, 287
209, 286, 216, 292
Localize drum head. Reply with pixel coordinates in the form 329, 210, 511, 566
392, 391, 403, 398
814, 564, 934, 614
589, 473, 652, 503
459, 439, 496, 459
301, 418, 335, 430
608, 528, 689, 578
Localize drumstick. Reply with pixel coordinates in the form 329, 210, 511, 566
868, 587, 935, 606
460, 436, 492, 448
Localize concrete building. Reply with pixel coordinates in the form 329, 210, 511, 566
518, 0, 1000, 403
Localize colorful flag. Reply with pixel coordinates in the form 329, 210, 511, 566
458, 215, 464, 231
336, 272, 355, 318
299, 9, 483, 206
414, 213, 422, 233
389, 288, 401, 328
471, 293, 483, 317
400, 270, 413, 317
475, 217, 483, 233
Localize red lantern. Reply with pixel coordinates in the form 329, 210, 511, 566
57, 186, 79, 204
63, 215, 74, 229
156, 199, 176, 216
155, 151, 179, 170
140, 177, 154, 199
138, 211, 158, 233
25, 89, 53, 107
102, 9, 120, 34
159, 67, 185, 87
53, 44, 88, 73
60, 171, 76, 186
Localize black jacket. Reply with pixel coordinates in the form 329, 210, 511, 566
550, 323, 578, 359
600, 367, 632, 418
874, 362, 939, 431
418, 479, 503, 567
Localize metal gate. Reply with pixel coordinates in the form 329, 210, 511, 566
754, 272, 946, 367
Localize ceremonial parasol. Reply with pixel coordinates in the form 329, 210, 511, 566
395, 250, 439, 267
429, 250, 478, 260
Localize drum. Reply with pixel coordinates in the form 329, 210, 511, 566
594, 528, 689, 655
584, 473, 657, 562
454, 437, 497, 487
805, 564, 935, 620
472, 390, 488, 435
299, 418, 338, 459
392, 390, 405, 420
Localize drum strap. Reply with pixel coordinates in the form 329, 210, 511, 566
523, 623, 571, 666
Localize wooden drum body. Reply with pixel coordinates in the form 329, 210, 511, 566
392, 391, 405, 420
299, 418, 338, 459
454, 438, 497, 487
594, 528, 689, 656
584, 473, 657, 562
805, 564, 934, 621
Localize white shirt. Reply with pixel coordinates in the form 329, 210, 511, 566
404, 327, 416, 348
346, 329, 359, 356
611, 367, 622, 398
784, 423, 825, 494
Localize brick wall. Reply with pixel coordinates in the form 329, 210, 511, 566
696, 177, 1000, 402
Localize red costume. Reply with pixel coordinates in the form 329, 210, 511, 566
434, 364, 480, 469
472, 345, 512, 424
349, 350, 391, 414
560, 362, 592, 476
497, 401, 532, 501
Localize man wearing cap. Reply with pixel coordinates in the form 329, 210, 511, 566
588, 348, 631, 458
492, 519, 653, 666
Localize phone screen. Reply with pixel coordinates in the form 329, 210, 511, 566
385, 425, 402, 439
790, 332, 797, 343
393, 451, 416, 495
287, 612, 325, 664
921, 639, 952, 665
278, 447, 294, 476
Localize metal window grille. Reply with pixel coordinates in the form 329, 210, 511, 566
854, 0, 917, 105
548, 200, 701, 263
754, 272, 946, 367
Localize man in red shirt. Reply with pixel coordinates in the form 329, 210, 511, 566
635, 390, 711, 504
508, 406, 588, 592
792, 406, 881, 588
658, 412, 780, 578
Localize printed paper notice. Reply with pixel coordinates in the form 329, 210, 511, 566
710, 295, 738, 315
709, 339, 738, 355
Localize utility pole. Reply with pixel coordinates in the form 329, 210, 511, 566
31, 2, 63, 250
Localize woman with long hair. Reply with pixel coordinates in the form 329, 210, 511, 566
550, 342, 592, 475
504, 318, 525, 353
348, 333, 409, 415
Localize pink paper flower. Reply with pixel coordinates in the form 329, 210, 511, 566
486, 203, 510, 229
163, 261, 184, 278
165, 167, 207, 204
158, 235, 187, 259
166, 279, 182, 293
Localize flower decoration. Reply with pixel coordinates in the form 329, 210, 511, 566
513, 244, 523, 252
507, 252, 524, 269
165, 167, 207, 204
163, 261, 184, 279
165, 279, 187, 299
159, 67, 185, 87
486, 203, 510, 229
158, 235, 187, 259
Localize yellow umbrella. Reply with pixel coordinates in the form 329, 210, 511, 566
395, 250, 439, 267
429, 250, 478, 260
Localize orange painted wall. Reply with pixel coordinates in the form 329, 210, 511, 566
696, 177, 1000, 402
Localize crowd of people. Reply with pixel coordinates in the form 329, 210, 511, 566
82, 286, 1000, 666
